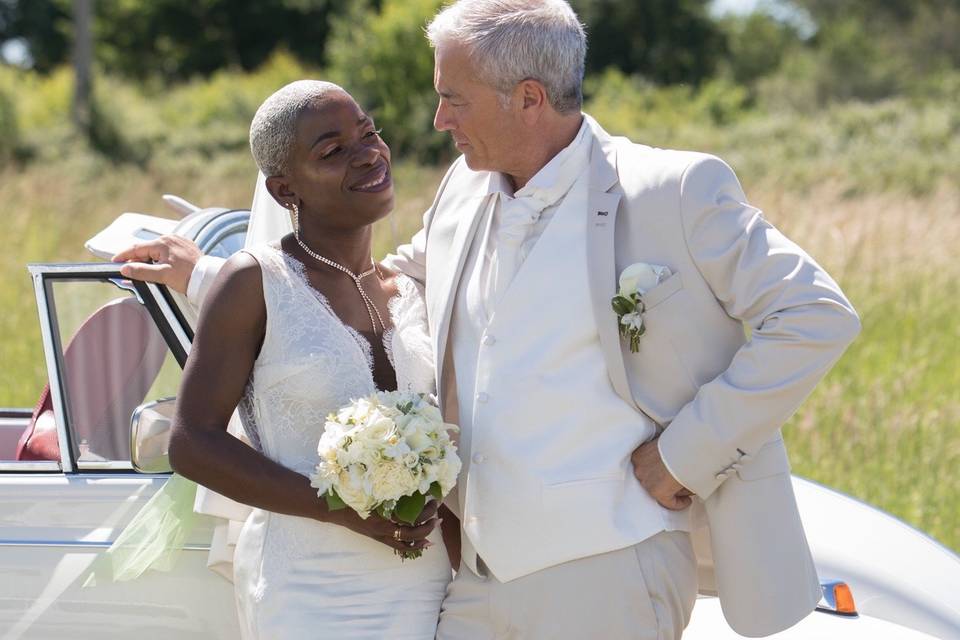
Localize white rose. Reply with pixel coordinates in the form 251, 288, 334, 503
406, 429, 433, 452
362, 414, 395, 442
618, 262, 671, 296
335, 469, 377, 517
368, 460, 420, 502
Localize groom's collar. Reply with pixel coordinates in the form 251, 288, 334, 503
482, 112, 619, 196
584, 113, 619, 193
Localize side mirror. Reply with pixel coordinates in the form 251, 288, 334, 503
130, 398, 176, 473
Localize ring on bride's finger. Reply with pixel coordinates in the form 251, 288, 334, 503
393, 528, 402, 542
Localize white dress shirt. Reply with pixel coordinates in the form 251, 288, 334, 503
452, 117, 592, 448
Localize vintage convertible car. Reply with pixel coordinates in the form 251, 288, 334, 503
1, 201, 957, 639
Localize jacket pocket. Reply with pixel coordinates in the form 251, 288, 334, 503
642, 272, 684, 310
541, 473, 624, 516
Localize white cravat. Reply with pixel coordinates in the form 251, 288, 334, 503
485, 118, 592, 306
490, 192, 553, 303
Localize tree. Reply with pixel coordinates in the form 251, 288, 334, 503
1, 0, 355, 81
571, 0, 727, 86
71, 0, 91, 133
0, 0, 71, 73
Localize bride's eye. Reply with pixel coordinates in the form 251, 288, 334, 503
320, 146, 342, 159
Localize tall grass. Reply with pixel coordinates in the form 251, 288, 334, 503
0, 65, 956, 553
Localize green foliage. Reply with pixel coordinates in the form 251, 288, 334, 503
779, 0, 960, 104
325, 0, 449, 163
2, 0, 348, 81
717, 12, 802, 86
0, 84, 18, 162
0, 51, 319, 169
325, 488, 346, 511
394, 491, 426, 525
0, 0, 70, 73
585, 68, 750, 134
571, 0, 726, 85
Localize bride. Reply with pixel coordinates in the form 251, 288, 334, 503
166, 80, 452, 638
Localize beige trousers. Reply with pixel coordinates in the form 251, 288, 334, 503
436, 531, 698, 640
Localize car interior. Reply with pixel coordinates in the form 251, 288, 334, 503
13, 295, 167, 464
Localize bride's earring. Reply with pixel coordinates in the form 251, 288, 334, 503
289, 202, 300, 232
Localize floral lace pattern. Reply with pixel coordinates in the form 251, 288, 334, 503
232, 245, 448, 640
238, 245, 434, 476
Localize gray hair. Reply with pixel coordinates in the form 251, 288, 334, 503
249, 80, 345, 176
427, 0, 586, 113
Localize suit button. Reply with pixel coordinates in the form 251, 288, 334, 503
714, 472, 728, 481
473, 453, 486, 464
476, 392, 489, 403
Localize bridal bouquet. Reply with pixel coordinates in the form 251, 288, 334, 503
309, 391, 461, 558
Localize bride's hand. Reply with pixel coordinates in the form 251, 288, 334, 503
327, 500, 441, 554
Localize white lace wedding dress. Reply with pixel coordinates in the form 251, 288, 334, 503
231, 244, 451, 639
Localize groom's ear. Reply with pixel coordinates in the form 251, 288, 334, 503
517, 79, 548, 124
265, 175, 296, 209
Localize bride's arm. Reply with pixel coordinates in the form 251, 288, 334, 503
169, 252, 437, 552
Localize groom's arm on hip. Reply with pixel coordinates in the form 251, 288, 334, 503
653, 155, 861, 500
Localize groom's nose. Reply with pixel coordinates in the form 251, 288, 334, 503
434, 100, 454, 132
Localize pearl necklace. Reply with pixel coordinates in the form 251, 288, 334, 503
292, 207, 386, 335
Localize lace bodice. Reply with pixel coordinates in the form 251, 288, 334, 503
237, 244, 435, 477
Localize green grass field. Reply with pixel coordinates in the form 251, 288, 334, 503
0, 82, 957, 554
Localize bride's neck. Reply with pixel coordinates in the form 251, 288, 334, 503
296, 223, 375, 274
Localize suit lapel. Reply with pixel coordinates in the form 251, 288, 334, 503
584, 130, 640, 411
432, 192, 491, 404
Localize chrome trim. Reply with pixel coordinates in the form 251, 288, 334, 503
0, 461, 61, 472
76, 460, 136, 471
130, 398, 175, 474
0, 417, 30, 428
0, 539, 210, 550
30, 269, 75, 473
193, 209, 248, 255
0, 408, 32, 418
27, 263, 126, 276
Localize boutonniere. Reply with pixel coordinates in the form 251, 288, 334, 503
611, 262, 672, 352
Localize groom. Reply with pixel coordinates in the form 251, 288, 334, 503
389, 1, 858, 638
117, 1, 860, 637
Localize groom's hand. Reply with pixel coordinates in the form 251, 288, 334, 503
631, 437, 693, 511
113, 235, 201, 295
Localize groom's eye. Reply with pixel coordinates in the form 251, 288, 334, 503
320, 146, 342, 159
364, 128, 383, 139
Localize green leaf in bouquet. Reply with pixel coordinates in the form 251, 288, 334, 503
325, 489, 346, 512
429, 481, 443, 501
394, 492, 426, 525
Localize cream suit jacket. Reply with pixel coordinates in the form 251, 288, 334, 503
386, 115, 860, 637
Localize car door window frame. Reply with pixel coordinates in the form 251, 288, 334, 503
0, 264, 190, 474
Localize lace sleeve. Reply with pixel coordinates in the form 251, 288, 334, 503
389, 275, 436, 395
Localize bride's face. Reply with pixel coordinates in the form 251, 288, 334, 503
284, 91, 394, 230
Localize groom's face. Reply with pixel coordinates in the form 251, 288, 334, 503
433, 42, 523, 174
